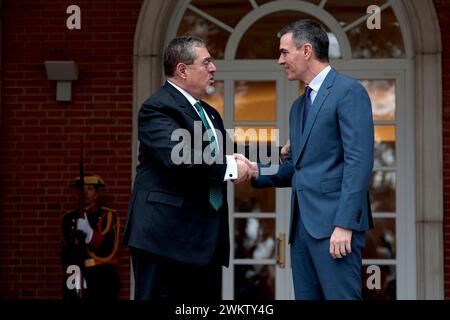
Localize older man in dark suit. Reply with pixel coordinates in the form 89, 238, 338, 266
123, 36, 249, 300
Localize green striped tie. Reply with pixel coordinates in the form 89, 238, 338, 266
194, 101, 223, 211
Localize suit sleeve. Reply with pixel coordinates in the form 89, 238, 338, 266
252, 150, 295, 188
334, 83, 374, 229
252, 98, 298, 189
138, 102, 227, 182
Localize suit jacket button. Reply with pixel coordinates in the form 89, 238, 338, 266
356, 210, 362, 223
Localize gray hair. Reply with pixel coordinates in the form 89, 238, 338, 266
163, 36, 207, 77
278, 20, 329, 62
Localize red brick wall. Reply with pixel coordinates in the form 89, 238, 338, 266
0, 0, 142, 299
435, 0, 450, 300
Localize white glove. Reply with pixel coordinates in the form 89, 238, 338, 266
77, 213, 94, 244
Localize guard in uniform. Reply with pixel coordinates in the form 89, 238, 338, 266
61, 174, 121, 300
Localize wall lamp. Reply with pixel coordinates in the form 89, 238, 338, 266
44, 61, 78, 102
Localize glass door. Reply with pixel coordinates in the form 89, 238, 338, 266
204, 66, 295, 300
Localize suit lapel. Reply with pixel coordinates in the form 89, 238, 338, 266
295, 69, 337, 166
163, 81, 201, 121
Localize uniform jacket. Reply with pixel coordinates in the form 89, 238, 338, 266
61, 204, 119, 269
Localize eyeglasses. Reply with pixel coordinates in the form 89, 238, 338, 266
186, 58, 214, 69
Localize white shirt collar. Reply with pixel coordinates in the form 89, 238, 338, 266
307, 65, 332, 94
167, 80, 199, 106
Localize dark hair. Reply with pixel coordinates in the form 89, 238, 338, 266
163, 36, 207, 77
278, 20, 329, 62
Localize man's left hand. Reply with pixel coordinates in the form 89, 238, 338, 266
280, 139, 290, 164
329, 226, 352, 259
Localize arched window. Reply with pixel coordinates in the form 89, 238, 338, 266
174, 0, 406, 59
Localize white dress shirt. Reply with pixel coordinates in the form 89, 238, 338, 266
307, 65, 332, 103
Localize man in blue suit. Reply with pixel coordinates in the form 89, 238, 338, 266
241, 20, 374, 299
123, 36, 250, 300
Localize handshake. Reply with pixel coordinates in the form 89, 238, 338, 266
233, 140, 291, 183
232, 153, 258, 184
230, 139, 291, 184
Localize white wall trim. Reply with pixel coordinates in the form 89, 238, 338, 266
399, 0, 444, 300
133, 0, 180, 179
131, 0, 178, 299
165, 0, 191, 47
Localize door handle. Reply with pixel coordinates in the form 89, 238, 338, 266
276, 233, 285, 268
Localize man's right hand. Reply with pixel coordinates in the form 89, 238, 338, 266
233, 153, 258, 184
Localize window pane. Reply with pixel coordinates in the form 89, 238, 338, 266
234, 180, 275, 213
203, 80, 224, 118
234, 218, 276, 259
235, 81, 276, 121
360, 80, 396, 121
371, 171, 396, 212
234, 265, 275, 300
236, 11, 341, 59
362, 264, 396, 300
191, 0, 252, 28
374, 141, 395, 167
236, 11, 305, 59
348, 7, 405, 58
374, 125, 396, 167
325, 0, 387, 26
234, 126, 278, 143
257, 0, 321, 4
363, 218, 396, 259
255, 0, 274, 4
176, 9, 229, 59
233, 123, 278, 214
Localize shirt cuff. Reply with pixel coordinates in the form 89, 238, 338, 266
224, 155, 238, 181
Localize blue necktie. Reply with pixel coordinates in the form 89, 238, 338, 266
302, 86, 313, 133
193, 101, 223, 211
